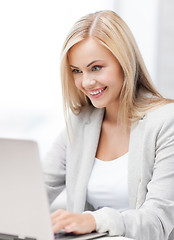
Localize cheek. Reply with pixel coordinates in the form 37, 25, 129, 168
100, 69, 119, 84
98, 70, 112, 83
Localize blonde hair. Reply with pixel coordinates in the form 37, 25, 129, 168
60, 10, 172, 126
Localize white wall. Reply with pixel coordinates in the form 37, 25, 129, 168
156, 0, 174, 99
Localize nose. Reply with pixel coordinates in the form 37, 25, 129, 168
82, 73, 96, 89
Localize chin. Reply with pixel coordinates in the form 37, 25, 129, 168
91, 102, 106, 109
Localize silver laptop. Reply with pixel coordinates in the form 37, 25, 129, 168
0, 138, 107, 240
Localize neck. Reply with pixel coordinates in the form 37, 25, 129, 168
104, 103, 119, 124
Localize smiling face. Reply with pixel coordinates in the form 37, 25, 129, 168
68, 37, 124, 110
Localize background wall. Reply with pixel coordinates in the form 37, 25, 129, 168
156, 0, 174, 99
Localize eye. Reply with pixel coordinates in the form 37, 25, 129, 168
72, 69, 82, 74
92, 65, 102, 71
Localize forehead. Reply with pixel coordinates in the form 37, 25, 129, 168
68, 37, 116, 65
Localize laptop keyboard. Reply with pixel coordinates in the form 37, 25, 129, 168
54, 231, 107, 240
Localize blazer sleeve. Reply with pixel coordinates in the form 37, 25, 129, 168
89, 109, 174, 240
42, 128, 67, 205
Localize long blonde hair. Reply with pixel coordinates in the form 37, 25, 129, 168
60, 10, 171, 126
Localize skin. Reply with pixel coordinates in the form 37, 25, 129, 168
51, 209, 96, 234
51, 37, 130, 234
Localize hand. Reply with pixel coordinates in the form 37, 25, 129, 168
51, 209, 96, 234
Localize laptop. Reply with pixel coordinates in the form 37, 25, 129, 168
0, 138, 107, 240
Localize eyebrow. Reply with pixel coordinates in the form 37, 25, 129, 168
69, 65, 79, 69
87, 60, 102, 68
70, 60, 103, 69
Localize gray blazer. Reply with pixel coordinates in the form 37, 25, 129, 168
43, 103, 174, 240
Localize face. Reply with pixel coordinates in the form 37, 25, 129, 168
68, 37, 124, 110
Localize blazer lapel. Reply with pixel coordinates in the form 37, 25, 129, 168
73, 108, 105, 212
128, 118, 145, 208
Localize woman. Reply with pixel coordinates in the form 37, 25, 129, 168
43, 10, 174, 239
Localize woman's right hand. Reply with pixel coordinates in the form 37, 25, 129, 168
51, 209, 96, 234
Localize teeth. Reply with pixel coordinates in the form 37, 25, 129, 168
89, 89, 104, 95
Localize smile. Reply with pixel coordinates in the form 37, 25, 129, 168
89, 87, 107, 96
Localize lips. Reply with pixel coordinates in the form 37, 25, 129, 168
88, 87, 107, 96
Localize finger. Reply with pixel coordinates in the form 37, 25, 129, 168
52, 214, 69, 229
51, 211, 72, 225
51, 209, 66, 219
64, 222, 78, 233
52, 219, 71, 233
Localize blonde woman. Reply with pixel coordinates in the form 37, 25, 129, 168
43, 10, 174, 239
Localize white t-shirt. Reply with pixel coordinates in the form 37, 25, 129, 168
86, 152, 129, 212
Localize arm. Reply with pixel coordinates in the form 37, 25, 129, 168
42, 129, 67, 205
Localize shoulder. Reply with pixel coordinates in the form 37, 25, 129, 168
145, 102, 174, 124
139, 103, 174, 136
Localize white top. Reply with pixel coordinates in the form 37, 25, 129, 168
87, 153, 129, 212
